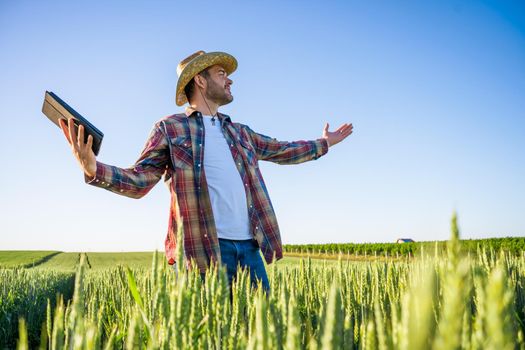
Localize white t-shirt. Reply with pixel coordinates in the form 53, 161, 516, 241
202, 115, 252, 240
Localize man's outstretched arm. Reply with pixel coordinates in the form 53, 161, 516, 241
59, 118, 169, 199
244, 122, 353, 165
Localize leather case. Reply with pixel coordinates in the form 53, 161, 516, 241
42, 91, 104, 155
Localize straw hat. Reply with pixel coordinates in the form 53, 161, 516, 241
175, 50, 238, 106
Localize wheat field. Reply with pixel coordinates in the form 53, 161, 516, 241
2, 214, 524, 349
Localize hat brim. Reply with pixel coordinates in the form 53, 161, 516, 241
175, 52, 237, 106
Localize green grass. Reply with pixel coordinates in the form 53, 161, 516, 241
87, 252, 157, 268
32, 252, 157, 271
0, 251, 59, 268
30, 252, 79, 271
274, 256, 344, 266
0, 251, 340, 271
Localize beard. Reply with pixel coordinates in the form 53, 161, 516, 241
205, 78, 233, 106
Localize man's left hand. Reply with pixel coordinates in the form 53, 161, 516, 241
322, 122, 353, 147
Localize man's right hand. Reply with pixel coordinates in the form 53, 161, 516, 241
58, 118, 97, 179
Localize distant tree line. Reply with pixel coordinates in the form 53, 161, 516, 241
282, 237, 525, 257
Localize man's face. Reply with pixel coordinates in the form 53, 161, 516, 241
200, 65, 233, 106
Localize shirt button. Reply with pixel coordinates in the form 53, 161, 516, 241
199, 143, 202, 147
204, 234, 208, 238
101, 181, 105, 185
120, 189, 124, 192
95, 179, 99, 182
198, 164, 201, 167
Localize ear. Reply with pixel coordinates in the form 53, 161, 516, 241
195, 74, 206, 89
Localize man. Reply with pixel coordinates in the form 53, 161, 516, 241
58, 50, 353, 292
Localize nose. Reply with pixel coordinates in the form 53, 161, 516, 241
226, 77, 233, 85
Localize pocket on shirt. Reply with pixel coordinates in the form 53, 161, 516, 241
169, 136, 193, 170
239, 138, 258, 167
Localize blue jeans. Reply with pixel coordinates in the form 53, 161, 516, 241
218, 238, 270, 293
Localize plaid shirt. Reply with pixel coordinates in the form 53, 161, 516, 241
86, 107, 329, 272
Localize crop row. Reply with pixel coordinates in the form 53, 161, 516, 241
283, 237, 525, 257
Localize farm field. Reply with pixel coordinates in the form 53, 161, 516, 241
283, 237, 525, 257
1, 218, 524, 349
0, 251, 331, 270
0, 250, 60, 268
31, 252, 159, 271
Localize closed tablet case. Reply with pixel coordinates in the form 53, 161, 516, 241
42, 91, 104, 156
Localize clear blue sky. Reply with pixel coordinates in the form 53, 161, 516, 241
0, 0, 524, 251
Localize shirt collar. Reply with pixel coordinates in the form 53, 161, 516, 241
184, 106, 232, 123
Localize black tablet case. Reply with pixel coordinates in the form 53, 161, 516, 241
42, 91, 104, 156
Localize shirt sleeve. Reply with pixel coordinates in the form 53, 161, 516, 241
84, 123, 169, 199
244, 125, 329, 165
